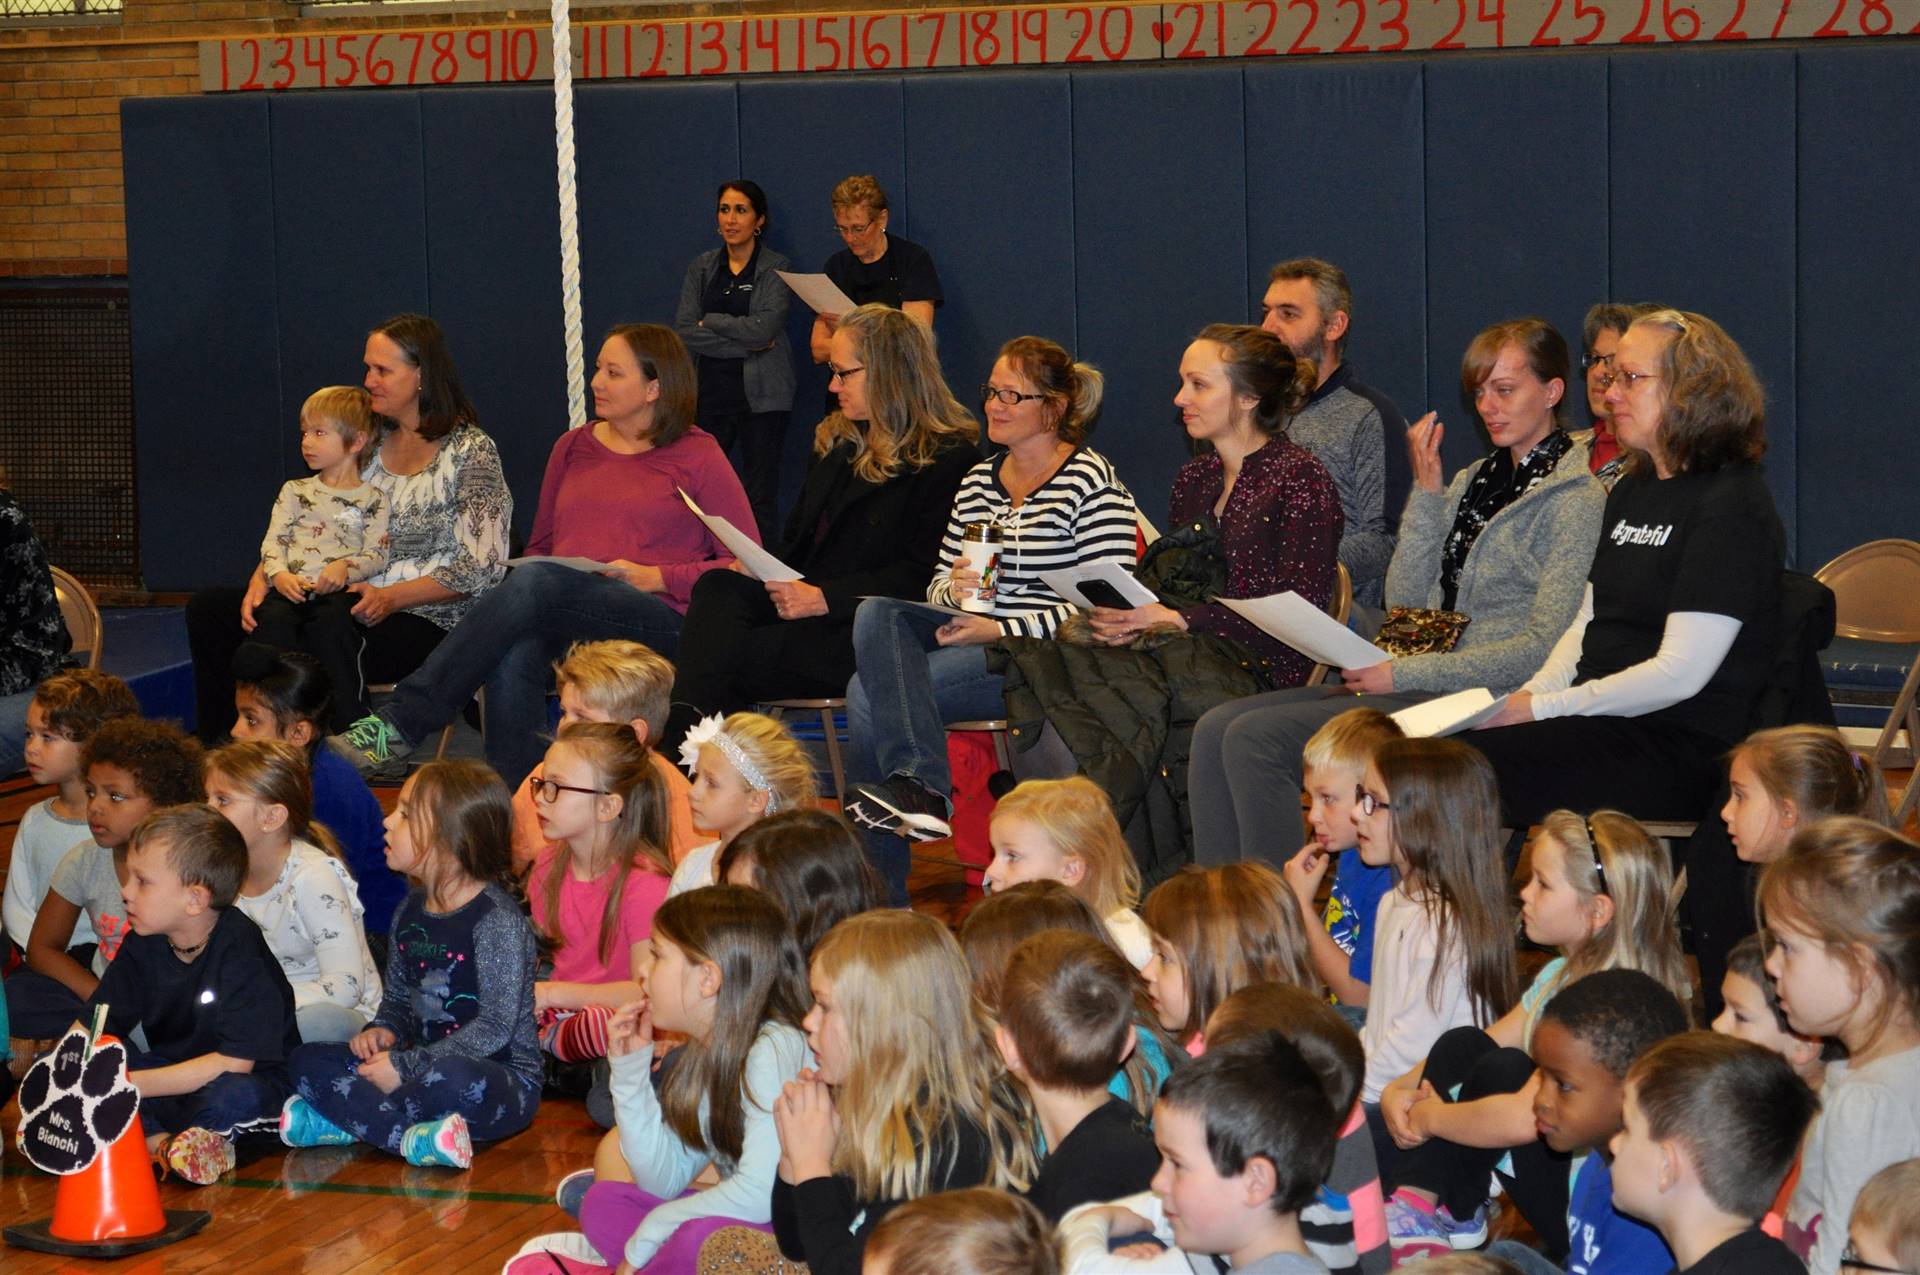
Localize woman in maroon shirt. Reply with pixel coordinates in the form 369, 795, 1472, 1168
1087, 323, 1343, 687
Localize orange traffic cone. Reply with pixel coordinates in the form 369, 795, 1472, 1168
5, 1031, 211, 1257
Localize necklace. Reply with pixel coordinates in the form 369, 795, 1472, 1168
168, 936, 208, 958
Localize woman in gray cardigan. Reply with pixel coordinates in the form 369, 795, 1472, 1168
676, 179, 795, 540
1191, 318, 1605, 866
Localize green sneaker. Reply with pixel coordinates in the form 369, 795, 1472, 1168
280, 1094, 356, 1148
401, 1113, 472, 1170
326, 714, 414, 780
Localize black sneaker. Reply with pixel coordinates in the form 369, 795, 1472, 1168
843, 777, 952, 842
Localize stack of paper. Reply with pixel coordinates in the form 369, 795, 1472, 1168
678, 489, 802, 582
1215, 592, 1388, 669
1390, 689, 1509, 738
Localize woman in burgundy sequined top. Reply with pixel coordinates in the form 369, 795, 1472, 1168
1088, 323, 1343, 688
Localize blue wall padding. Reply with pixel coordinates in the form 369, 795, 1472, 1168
1794, 46, 1920, 570
269, 92, 431, 478
421, 88, 567, 515
1243, 57, 1424, 527
1608, 49, 1798, 550
1072, 65, 1249, 517
122, 95, 285, 591
123, 42, 1918, 589
1423, 54, 1609, 478
904, 71, 1077, 448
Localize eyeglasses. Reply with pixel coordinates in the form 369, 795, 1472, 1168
981, 384, 1047, 406
1354, 784, 1391, 816
530, 775, 610, 804
1597, 369, 1660, 391
1581, 351, 1616, 373
832, 219, 876, 237
828, 364, 865, 381
1841, 1246, 1915, 1275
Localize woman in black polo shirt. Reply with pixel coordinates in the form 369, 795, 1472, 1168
1467, 309, 1784, 828
807, 175, 942, 415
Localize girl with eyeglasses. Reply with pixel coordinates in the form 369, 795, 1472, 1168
527, 721, 674, 1066
1380, 809, 1690, 1263
1346, 739, 1517, 1170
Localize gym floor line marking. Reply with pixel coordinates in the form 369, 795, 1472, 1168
0, 1162, 550, 1206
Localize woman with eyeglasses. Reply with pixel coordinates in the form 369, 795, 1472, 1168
1467, 309, 1784, 836
839, 335, 1140, 902
1574, 301, 1659, 488
1191, 318, 1606, 870
675, 179, 795, 542
662, 304, 978, 762
807, 175, 943, 412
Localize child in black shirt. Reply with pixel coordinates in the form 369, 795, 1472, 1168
997, 930, 1161, 1221
1608, 1032, 1818, 1275
82, 804, 299, 1185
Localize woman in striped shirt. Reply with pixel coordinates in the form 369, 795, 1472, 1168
843, 336, 1140, 903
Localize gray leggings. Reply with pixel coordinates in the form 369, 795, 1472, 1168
1188, 686, 1434, 867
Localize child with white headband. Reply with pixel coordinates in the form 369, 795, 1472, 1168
669, 712, 819, 897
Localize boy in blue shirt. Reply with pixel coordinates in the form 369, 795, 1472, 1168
1488, 969, 1691, 1275
1283, 708, 1403, 1025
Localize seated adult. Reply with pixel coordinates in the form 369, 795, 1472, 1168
330, 323, 756, 788
662, 304, 979, 756
969, 325, 1342, 883
0, 482, 72, 776
675, 178, 794, 541
1573, 301, 1658, 487
838, 335, 1139, 902
186, 313, 510, 746
1466, 309, 1784, 832
807, 175, 942, 413
1191, 318, 1605, 867
1260, 257, 1405, 608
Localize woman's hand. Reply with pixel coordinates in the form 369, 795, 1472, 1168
936, 614, 1001, 646
774, 1069, 841, 1183
605, 998, 653, 1060
1341, 661, 1395, 694
1408, 411, 1446, 495
765, 579, 828, 621
948, 561, 985, 605
347, 582, 399, 624
357, 1050, 402, 1094
349, 1026, 397, 1061
239, 570, 270, 633
606, 560, 666, 593
1088, 603, 1185, 646
315, 560, 351, 594
1283, 844, 1332, 908
273, 571, 311, 604
1477, 690, 1535, 730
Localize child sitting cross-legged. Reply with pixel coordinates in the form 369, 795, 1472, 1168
1482, 969, 1692, 1275
998, 930, 1161, 1221
1058, 1030, 1342, 1274
81, 804, 301, 1185
282, 760, 541, 1169
1609, 1032, 1820, 1275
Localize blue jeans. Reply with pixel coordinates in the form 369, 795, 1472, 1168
846, 598, 1005, 903
125, 1050, 289, 1140
289, 1041, 540, 1156
377, 562, 684, 787
0, 685, 30, 777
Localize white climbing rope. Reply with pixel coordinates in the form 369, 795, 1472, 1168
552, 0, 585, 429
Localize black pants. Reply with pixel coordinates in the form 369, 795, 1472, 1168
1678, 777, 1756, 1021
187, 586, 446, 744
661, 568, 854, 756
701, 407, 789, 544
1391, 1026, 1572, 1261
250, 591, 368, 730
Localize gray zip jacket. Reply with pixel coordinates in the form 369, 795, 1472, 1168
1383, 435, 1605, 694
675, 245, 796, 415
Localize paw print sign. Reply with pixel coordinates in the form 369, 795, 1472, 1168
16, 1027, 141, 1175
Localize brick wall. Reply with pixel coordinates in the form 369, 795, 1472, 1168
0, 0, 852, 277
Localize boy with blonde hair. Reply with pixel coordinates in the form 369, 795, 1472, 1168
510, 640, 697, 874
1281, 708, 1404, 1019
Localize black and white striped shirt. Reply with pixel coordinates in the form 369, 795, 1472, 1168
926, 448, 1140, 638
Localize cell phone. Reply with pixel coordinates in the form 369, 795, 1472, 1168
1079, 580, 1131, 610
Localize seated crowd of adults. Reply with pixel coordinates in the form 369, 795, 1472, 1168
174, 178, 1792, 925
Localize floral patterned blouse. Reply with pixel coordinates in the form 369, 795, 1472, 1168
0, 490, 71, 697
363, 423, 512, 631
